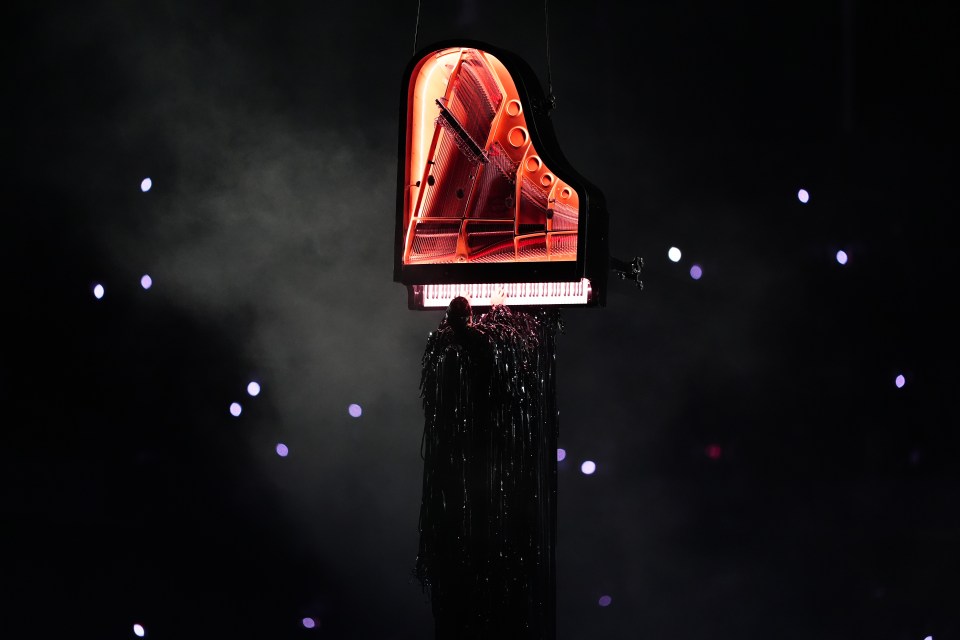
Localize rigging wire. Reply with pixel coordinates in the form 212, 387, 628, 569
413, 0, 422, 55
544, 0, 556, 112
411, 0, 556, 112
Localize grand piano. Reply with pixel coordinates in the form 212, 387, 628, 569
394, 41, 610, 309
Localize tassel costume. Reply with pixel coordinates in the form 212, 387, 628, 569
415, 301, 561, 639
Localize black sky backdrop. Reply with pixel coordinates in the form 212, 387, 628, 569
6, 1, 959, 639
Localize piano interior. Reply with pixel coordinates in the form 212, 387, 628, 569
403, 47, 580, 266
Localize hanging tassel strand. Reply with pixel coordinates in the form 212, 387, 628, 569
415, 300, 561, 639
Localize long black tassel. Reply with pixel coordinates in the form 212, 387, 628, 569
416, 305, 562, 639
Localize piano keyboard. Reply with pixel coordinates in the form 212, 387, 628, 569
417, 279, 592, 308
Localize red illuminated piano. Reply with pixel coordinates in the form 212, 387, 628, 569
394, 41, 611, 309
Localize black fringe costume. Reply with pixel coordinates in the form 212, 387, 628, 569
415, 300, 562, 639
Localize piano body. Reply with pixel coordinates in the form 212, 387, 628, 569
394, 41, 609, 309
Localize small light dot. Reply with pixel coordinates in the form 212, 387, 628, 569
836, 250, 848, 265
140, 177, 152, 192
689, 264, 703, 280
140, 274, 153, 289
598, 595, 612, 607
348, 403, 362, 418
581, 460, 596, 475
276, 443, 289, 457
133, 624, 146, 637
924, 636, 933, 640
302, 617, 316, 629
668, 246, 682, 262
229, 402, 242, 417
895, 374, 905, 388
247, 381, 261, 396
93, 283, 105, 299
557, 448, 566, 462
797, 188, 809, 203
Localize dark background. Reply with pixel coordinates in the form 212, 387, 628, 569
6, 1, 958, 638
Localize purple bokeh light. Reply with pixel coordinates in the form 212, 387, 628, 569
557, 448, 566, 462
276, 443, 289, 457
247, 381, 261, 396
598, 595, 612, 607
140, 274, 153, 289
93, 283, 105, 299
797, 188, 810, 203
690, 264, 703, 280
348, 403, 362, 418
229, 402, 242, 417
895, 374, 906, 388
581, 460, 596, 475
836, 250, 848, 265
133, 623, 146, 637
302, 617, 316, 629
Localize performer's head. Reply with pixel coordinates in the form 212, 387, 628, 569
446, 296, 472, 333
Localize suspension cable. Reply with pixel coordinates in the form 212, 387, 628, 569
544, 0, 556, 112
413, 0, 422, 56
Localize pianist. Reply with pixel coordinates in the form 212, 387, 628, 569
416, 292, 556, 639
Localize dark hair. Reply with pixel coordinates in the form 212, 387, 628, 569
445, 296, 472, 333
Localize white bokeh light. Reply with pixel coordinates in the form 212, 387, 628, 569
348, 403, 362, 418
247, 381, 261, 396
229, 402, 242, 417
140, 274, 153, 289
581, 460, 596, 475
140, 177, 152, 192
276, 443, 289, 457
836, 250, 848, 265
557, 448, 566, 462
797, 188, 810, 203
668, 246, 682, 262
133, 623, 145, 637
93, 283, 105, 299
895, 374, 906, 388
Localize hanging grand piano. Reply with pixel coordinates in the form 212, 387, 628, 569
395, 41, 611, 309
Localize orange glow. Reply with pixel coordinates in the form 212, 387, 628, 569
402, 47, 580, 266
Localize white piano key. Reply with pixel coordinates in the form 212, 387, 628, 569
419, 279, 590, 308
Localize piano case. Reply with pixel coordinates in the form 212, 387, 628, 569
394, 41, 609, 309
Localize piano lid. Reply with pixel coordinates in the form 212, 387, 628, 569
395, 41, 609, 309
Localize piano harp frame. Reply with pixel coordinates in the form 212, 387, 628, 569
395, 40, 609, 310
